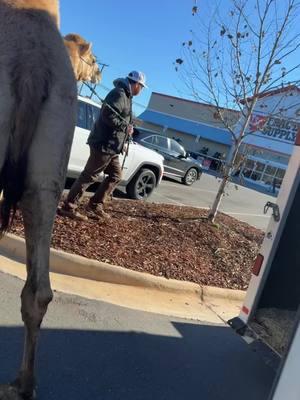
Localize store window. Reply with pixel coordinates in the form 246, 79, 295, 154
241, 157, 286, 189
276, 168, 285, 179
255, 162, 265, 172
265, 165, 276, 175
245, 146, 289, 166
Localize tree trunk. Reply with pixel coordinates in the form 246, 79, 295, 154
208, 144, 240, 223
207, 108, 255, 223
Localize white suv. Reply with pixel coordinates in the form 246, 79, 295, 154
67, 96, 164, 200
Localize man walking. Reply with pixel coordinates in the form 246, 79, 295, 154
60, 70, 147, 220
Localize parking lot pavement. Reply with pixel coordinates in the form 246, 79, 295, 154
0, 272, 275, 400
149, 173, 274, 231
66, 172, 273, 230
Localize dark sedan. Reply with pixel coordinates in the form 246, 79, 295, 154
133, 129, 202, 185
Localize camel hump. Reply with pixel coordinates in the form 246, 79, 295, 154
4, 0, 60, 26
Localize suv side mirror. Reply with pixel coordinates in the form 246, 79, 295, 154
177, 152, 187, 159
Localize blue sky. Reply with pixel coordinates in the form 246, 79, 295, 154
60, 1, 300, 116
60, 0, 196, 116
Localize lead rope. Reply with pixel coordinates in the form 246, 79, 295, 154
83, 82, 132, 126
121, 82, 133, 170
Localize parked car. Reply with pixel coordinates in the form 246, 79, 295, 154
67, 96, 164, 200
133, 128, 202, 185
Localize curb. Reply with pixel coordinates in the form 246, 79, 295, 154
0, 233, 246, 302
202, 285, 246, 302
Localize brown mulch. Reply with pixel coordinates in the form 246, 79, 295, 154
10, 199, 264, 291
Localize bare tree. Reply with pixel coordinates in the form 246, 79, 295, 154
176, 0, 300, 222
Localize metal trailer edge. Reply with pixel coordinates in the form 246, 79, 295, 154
228, 127, 300, 400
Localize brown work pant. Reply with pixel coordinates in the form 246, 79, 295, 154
66, 146, 122, 206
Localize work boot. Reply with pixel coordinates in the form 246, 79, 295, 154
57, 202, 88, 221
86, 202, 111, 220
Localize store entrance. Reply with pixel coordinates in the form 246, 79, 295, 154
241, 156, 286, 192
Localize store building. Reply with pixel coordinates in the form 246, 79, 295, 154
138, 87, 300, 190
137, 92, 239, 160
236, 85, 300, 191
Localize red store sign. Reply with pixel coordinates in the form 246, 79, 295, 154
248, 114, 299, 143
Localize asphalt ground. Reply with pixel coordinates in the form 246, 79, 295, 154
0, 271, 276, 400
66, 171, 274, 231
148, 173, 274, 231
0, 173, 278, 399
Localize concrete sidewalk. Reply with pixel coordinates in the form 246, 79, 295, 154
0, 271, 276, 400
0, 253, 242, 323
0, 234, 245, 322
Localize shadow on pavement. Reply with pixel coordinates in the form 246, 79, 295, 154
0, 322, 276, 400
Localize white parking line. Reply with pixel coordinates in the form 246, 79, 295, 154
188, 188, 217, 194
153, 192, 270, 219
162, 180, 217, 194
223, 211, 270, 218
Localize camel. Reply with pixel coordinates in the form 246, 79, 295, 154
64, 33, 101, 83
0, 1, 99, 399
0, 36, 100, 202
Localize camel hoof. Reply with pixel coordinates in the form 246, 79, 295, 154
0, 385, 36, 400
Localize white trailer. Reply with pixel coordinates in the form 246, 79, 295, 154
229, 128, 300, 400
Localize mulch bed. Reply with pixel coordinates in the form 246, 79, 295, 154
10, 199, 264, 291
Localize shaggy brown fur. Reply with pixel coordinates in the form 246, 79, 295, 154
0, 1, 77, 398
6, 2, 100, 83
64, 33, 101, 83
5, 0, 59, 25
0, 1, 64, 233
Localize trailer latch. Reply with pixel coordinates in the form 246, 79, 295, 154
264, 201, 280, 222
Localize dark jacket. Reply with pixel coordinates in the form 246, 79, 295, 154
87, 78, 132, 154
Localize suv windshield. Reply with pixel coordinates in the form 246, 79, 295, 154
170, 139, 186, 157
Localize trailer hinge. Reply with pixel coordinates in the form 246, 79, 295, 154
263, 201, 280, 222
228, 317, 247, 335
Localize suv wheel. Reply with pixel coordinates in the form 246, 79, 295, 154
126, 168, 157, 200
182, 168, 198, 186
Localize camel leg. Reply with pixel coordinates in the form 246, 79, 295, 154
0, 86, 76, 398
14, 188, 58, 399
15, 86, 75, 397
0, 196, 54, 400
